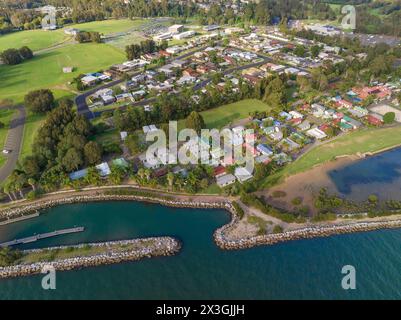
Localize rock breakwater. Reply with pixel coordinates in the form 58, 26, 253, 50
0, 237, 180, 279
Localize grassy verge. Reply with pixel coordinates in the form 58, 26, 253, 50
19, 113, 45, 160
262, 126, 401, 187
0, 108, 18, 166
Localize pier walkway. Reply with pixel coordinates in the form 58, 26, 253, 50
0, 227, 85, 247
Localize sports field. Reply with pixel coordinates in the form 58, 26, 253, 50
0, 19, 148, 53
67, 19, 147, 35
0, 43, 125, 104
0, 29, 67, 52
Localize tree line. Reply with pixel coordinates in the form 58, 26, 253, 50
4, 90, 104, 199
0, 46, 33, 65
125, 39, 167, 60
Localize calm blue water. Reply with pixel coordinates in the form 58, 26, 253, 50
329, 147, 401, 201
1, 201, 401, 299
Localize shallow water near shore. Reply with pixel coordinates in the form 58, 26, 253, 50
329, 147, 401, 202
1, 201, 401, 299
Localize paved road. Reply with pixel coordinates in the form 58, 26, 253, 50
75, 45, 212, 119
75, 49, 271, 119
0, 106, 26, 183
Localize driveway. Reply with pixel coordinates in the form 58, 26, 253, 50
0, 106, 26, 183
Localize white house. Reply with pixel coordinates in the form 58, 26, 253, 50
306, 128, 327, 140
216, 174, 236, 188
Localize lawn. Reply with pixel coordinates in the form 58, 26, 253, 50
67, 19, 147, 35
179, 99, 272, 130
0, 108, 18, 167
263, 126, 401, 187
0, 29, 67, 52
0, 43, 125, 104
19, 112, 45, 161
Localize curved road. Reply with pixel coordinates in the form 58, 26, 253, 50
0, 105, 26, 183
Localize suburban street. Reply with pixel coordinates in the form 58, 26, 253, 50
0, 105, 26, 183
75, 47, 272, 119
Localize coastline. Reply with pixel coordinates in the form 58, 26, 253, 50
3, 187, 401, 253
264, 143, 401, 214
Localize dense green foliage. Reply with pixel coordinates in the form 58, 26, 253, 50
5, 96, 103, 195
24, 89, 55, 114
185, 111, 206, 135
0, 46, 33, 65
76, 31, 101, 43
125, 39, 166, 60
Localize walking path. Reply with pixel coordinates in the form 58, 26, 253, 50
0, 227, 85, 247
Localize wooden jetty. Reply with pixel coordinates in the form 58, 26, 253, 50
0, 227, 85, 247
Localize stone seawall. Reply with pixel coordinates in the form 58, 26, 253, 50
0, 193, 233, 221
2, 191, 401, 253
214, 214, 401, 250
0, 237, 180, 279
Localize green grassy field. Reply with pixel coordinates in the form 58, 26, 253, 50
0, 29, 67, 52
0, 19, 148, 53
179, 99, 272, 130
68, 19, 147, 35
263, 126, 401, 187
0, 108, 17, 167
0, 43, 125, 104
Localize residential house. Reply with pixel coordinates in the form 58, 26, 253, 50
306, 128, 327, 140
216, 174, 236, 188
256, 144, 273, 156
235, 166, 253, 183
298, 120, 311, 131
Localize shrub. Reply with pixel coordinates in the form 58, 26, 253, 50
272, 190, 286, 198
383, 112, 395, 124
273, 225, 283, 234
291, 197, 302, 206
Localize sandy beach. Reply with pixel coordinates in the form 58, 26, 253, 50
260, 156, 359, 215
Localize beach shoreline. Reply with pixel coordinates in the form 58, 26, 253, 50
263, 143, 401, 214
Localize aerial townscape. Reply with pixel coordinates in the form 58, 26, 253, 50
0, 0, 401, 301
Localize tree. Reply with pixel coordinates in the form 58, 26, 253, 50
18, 46, 33, 60
3, 183, 13, 201
24, 89, 55, 114
167, 172, 175, 191
85, 167, 102, 186
109, 165, 125, 185
0, 48, 22, 65
62, 148, 84, 172
84, 141, 102, 166
27, 178, 36, 191
185, 111, 205, 135
383, 112, 395, 124
294, 45, 306, 57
